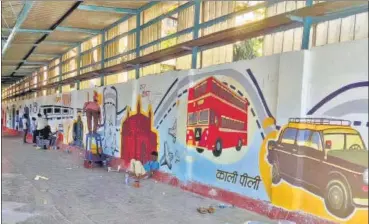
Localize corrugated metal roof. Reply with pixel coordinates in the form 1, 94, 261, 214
45, 30, 93, 43
13, 33, 44, 43
60, 10, 125, 30
1, 1, 24, 28
27, 55, 56, 62
1, 1, 153, 84
82, 1, 148, 9
33, 44, 71, 55
2, 66, 17, 76
3, 45, 34, 60
21, 1, 75, 29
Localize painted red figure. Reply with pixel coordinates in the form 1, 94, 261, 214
83, 92, 101, 134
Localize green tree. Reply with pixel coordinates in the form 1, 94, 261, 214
233, 37, 264, 61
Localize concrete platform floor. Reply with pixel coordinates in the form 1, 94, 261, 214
2, 135, 276, 224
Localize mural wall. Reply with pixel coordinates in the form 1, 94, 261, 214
3, 39, 368, 223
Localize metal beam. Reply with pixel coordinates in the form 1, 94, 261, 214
301, 0, 313, 50
9, 72, 31, 76
55, 27, 100, 34
2, 1, 34, 55
2, 28, 52, 34
6, 69, 37, 74
3, 60, 49, 65
77, 5, 137, 14
32, 53, 60, 58
11, 41, 76, 46
2, 27, 99, 34
311, 4, 368, 24
2, 76, 25, 80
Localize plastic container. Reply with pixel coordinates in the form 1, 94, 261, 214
217, 203, 234, 209
133, 180, 140, 188
244, 222, 269, 224
277, 221, 296, 224
245, 221, 295, 224
124, 174, 129, 185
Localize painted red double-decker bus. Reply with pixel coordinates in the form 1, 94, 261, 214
186, 76, 248, 157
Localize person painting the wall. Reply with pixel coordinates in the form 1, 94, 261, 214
34, 113, 47, 146
15, 111, 19, 131
39, 125, 58, 150
125, 151, 160, 184
22, 114, 29, 143
31, 117, 36, 142
73, 113, 83, 147
83, 91, 101, 134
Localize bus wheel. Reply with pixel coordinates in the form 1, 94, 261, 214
235, 139, 242, 151
196, 148, 204, 153
212, 139, 222, 157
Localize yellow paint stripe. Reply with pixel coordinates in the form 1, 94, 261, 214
263, 117, 275, 129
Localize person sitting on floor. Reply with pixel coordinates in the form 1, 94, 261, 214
38, 125, 57, 150
127, 151, 160, 180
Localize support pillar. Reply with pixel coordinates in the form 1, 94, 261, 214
100, 33, 105, 86
76, 45, 81, 90
58, 57, 62, 93
135, 12, 141, 79
191, 0, 201, 69
301, 0, 313, 50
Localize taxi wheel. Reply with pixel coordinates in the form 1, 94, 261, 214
324, 179, 354, 218
271, 163, 281, 184
196, 148, 204, 153
212, 139, 222, 157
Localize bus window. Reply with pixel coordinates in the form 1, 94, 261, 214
212, 81, 245, 110
54, 108, 61, 114
63, 109, 68, 114
198, 110, 209, 124
47, 108, 52, 113
188, 113, 197, 125
209, 110, 216, 125
194, 83, 207, 99
220, 117, 244, 130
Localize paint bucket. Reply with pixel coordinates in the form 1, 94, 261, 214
83, 160, 92, 169
133, 180, 140, 188
277, 221, 296, 224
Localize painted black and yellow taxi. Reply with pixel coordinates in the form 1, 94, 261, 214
267, 118, 368, 218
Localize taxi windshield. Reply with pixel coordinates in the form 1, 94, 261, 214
323, 133, 366, 151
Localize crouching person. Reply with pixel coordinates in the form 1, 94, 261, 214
126, 151, 159, 181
